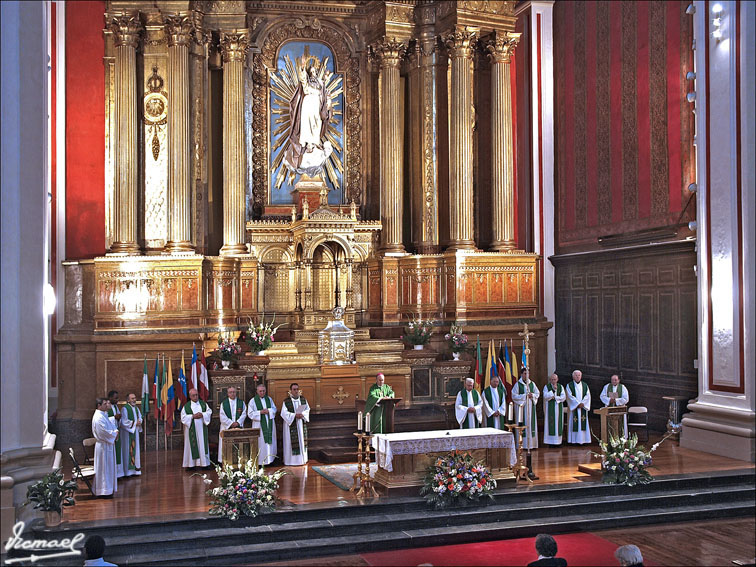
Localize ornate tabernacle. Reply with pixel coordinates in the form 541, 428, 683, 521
318, 307, 355, 365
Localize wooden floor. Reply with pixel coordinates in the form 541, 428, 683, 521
62, 431, 753, 524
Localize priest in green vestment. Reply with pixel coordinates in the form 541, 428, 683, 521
363, 373, 395, 434
482, 374, 508, 429
455, 378, 483, 429
599, 374, 629, 437
107, 390, 124, 478
542, 373, 566, 446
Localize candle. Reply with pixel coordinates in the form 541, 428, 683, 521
366, 412, 371, 433
357, 411, 363, 432
517, 404, 523, 424
507, 402, 513, 422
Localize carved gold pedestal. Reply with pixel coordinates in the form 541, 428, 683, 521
506, 424, 532, 483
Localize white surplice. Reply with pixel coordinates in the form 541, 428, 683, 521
218, 398, 246, 463
455, 390, 483, 429
482, 386, 508, 430
511, 378, 540, 449
92, 409, 119, 496
600, 383, 630, 437
542, 383, 567, 445
181, 400, 212, 467
280, 396, 310, 465
119, 404, 142, 476
566, 380, 592, 444
248, 396, 278, 465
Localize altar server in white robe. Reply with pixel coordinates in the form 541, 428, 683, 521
92, 398, 119, 496
542, 373, 567, 446
120, 393, 143, 476
455, 378, 483, 429
512, 367, 540, 449
482, 374, 508, 430
566, 369, 592, 444
218, 386, 246, 463
600, 374, 630, 437
248, 383, 278, 465
280, 383, 311, 465
181, 388, 213, 468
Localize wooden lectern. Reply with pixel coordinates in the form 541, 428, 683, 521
595, 406, 627, 443
220, 428, 260, 467
356, 398, 403, 433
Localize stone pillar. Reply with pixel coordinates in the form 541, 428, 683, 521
487, 31, 520, 251
372, 38, 407, 254
444, 28, 478, 250
219, 31, 249, 256
164, 15, 194, 253
108, 14, 142, 255
346, 259, 354, 309
303, 259, 313, 310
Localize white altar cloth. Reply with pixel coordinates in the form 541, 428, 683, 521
371, 427, 517, 472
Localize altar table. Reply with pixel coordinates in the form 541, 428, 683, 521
371, 428, 517, 490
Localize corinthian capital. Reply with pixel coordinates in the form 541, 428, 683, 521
164, 14, 195, 47
219, 31, 249, 63
370, 37, 408, 68
108, 13, 142, 49
443, 27, 478, 59
486, 31, 521, 63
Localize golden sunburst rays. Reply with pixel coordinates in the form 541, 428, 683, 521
270, 47, 344, 193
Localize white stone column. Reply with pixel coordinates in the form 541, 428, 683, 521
681, 0, 755, 462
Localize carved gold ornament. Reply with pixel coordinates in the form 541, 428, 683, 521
143, 67, 168, 161
331, 385, 350, 405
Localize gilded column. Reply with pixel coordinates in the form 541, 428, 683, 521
444, 28, 478, 250
219, 31, 249, 256
372, 38, 407, 254
165, 15, 195, 253
108, 14, 142, 255
487, 31, 521, 251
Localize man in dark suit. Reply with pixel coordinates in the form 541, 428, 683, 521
527, 534, 568, 567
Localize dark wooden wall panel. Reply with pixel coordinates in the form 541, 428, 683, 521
552, 241, 697, 430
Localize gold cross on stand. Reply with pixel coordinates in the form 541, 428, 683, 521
518, 323, 535, 365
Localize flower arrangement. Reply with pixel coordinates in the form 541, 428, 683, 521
200, 459, 286, 521
421, 450, 497, 508
246, 315, 281, 354
402, 316, 434, 346
593, 432, 674, 486
215, 337, 242, 362
444, 324, 469, 354
25, 468, 78, 514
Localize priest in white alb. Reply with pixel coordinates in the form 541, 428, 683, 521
119, 393, 143, 476
248, 383, 277, 465
600, 374, 629, 437
542, 373, 567, 446
566, 369, 592, 444
218, 386, 246, 463
512, 367, 540, 449
92, 397, 119, 497
181, 388, 212, 469
455, 378, 483, 429
482, 374, 508, 430
280, 382, 310, 465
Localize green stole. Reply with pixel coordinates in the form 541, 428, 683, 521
184, 400, 209, 460
107, 406, 122, 465
568, 381, 588, 431
606, 384, 624, 402
483, 386, 506, 429
222, 398, 244, 423
364, 384, 394, 434
253, 395, 274, 445
283, 396, 308, 455
461, 389, 480, 429
516, 381, 537, 430
546, 383, 564, 436
123, 404, 140, 470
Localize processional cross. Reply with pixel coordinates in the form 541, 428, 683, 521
518, 323, 535, 369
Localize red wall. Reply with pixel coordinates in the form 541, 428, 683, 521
553, 0, 695, 252
66, 0, 106, 259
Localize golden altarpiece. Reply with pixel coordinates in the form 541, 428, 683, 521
56, 0, 550, 439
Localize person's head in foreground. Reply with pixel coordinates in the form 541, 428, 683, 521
84, 535, 106, 560
614, 544, 644, 567
534, 533, 558, 558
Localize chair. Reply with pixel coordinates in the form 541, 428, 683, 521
68, 447, 95, 496
82, 437, 96, 464
627, 406, 649, 442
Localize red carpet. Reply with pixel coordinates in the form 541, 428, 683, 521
361, 533, 655, 566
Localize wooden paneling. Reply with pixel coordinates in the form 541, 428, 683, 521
552, 241, 697, 430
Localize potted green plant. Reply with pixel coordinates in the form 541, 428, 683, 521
25, 468, 78, 526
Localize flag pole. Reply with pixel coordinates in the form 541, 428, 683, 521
143, 354, 147, 472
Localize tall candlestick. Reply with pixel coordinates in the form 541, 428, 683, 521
517, 404, 523, 424
366, 412, 371, 433
357, 411, 363, 432
507, 402, 513, 422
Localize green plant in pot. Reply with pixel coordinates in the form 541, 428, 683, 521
25, 468, 78, 526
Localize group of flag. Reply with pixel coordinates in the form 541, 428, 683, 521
473, 337, 528, 399
139, 345, 210, 435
